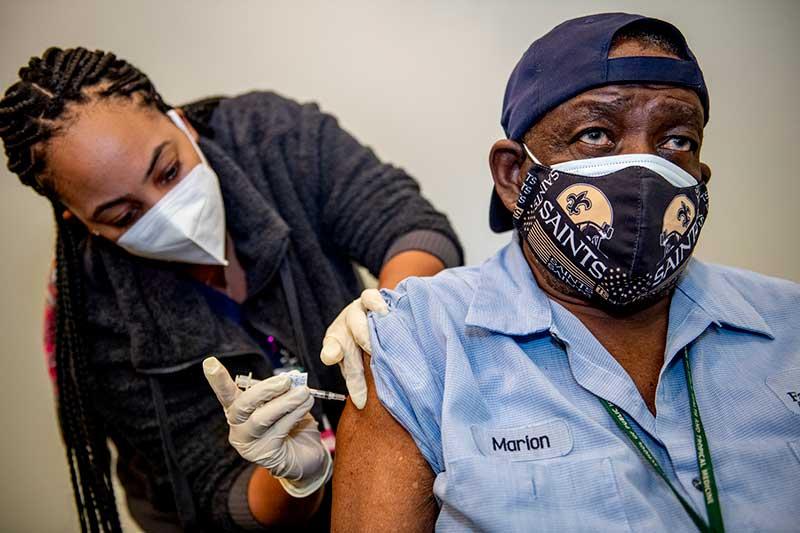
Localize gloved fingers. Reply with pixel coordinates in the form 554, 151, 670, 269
203, 357, 240, 410
248, 388, 314, 437
346, 300, 371, 354
330, 306, 368, 408
351, 289, 387, 353
292, 413, 321, 434
320, 335, 344, 366
266, 395, 316, 441
340, 348, 367, 410
227, 374, 292, 425
321, 291, 387, 408
323, 317, 359, 366
265, 407, 323, 481
320, 306, 349, 365
360, 288, 389, 316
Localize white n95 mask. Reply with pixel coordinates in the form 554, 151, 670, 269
117, 110, 229, 266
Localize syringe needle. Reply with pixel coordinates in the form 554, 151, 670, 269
308, 388, 347, 402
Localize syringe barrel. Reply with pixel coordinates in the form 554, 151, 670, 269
233, 373, 346, 401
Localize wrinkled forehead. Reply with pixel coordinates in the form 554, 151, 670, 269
528, 83, 705, 141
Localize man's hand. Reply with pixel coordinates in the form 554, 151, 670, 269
320, 289, 388, 409
203, 357, 332, 497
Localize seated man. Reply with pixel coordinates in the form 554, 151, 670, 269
332, 13, 800, 532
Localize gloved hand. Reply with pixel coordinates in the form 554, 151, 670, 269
320, 288, 388, 409
202, 357, 332, 498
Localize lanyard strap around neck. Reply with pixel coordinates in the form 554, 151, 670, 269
599, 347, 724, 533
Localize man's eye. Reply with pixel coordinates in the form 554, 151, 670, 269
577, 128, 612, 146
662, 136, 697, 152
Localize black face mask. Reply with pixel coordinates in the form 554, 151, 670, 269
512, 151, 710, 311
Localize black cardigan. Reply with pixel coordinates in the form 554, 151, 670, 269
80, 91, 461, 530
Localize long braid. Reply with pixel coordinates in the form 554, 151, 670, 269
54, 217, 97, 531
0, 47, 169, 532
56, 215, 119, 532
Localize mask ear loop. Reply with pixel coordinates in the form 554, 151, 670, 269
166, 109, 209, 167
163, 109, 229, 266
521, 143, 544, 166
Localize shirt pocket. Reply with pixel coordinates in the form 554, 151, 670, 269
439, 456, 630, 532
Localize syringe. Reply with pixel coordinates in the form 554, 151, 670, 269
234, 373, 347, 401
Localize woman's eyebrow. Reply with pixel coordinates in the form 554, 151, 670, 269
144, 141, 170, 182
92, 140, 171, 220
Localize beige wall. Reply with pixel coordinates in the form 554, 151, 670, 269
1, 1, 797, 530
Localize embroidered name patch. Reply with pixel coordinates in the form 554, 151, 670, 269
766, 368, 800, 415
471, 419, 573, 461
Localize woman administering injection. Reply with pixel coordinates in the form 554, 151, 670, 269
3, 47, 461, 531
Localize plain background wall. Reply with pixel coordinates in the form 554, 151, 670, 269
1, 1, 797, 530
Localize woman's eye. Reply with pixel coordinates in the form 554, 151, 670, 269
578, 129, 612, 146
113, 209, 139, 228
161, 162, 179, 184
662, 136, 697, 152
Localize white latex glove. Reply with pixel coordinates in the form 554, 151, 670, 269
202, 357, 332, 498
319, 288, 388, 409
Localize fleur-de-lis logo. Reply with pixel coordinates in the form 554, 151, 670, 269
677, 201, 691, 228
565, 190, 592, 216
660, 195, 697, 257
556, 183, 614, 254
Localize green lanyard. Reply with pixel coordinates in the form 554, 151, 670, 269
599, 347, 725, 533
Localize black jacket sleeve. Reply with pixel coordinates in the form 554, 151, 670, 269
310, 106, 463, 276
206, 91, 463, 275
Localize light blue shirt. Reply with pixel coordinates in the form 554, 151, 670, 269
369, 239, 800, 532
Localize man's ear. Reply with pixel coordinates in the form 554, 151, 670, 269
173, 108, 200, 142
489, 140, 526, 212
700, 162, 712, 185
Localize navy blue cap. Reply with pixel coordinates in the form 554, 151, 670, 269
490, 12, 709, 232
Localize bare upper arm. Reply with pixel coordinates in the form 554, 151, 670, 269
331, 355, 437, 532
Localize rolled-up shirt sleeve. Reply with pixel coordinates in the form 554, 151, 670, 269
367, 283, 446, 474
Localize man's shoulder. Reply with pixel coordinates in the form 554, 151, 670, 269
385, 264, 483, 320
693, 261, 800, 318
370, 265, 482, 357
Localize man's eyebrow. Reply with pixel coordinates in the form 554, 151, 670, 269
559, 96, 703, 129
655, 99, 704, 129
561, 97, 634, 122
144, 141, 170, 183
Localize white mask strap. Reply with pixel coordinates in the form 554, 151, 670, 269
166, 109, 208, 166
522, 143, 544, 166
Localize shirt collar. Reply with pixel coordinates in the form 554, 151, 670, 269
465, 238, 774, 340
465, 236, 553, 336
675, 259, 774, 339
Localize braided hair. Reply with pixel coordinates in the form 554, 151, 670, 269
0, 47, 172, 533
